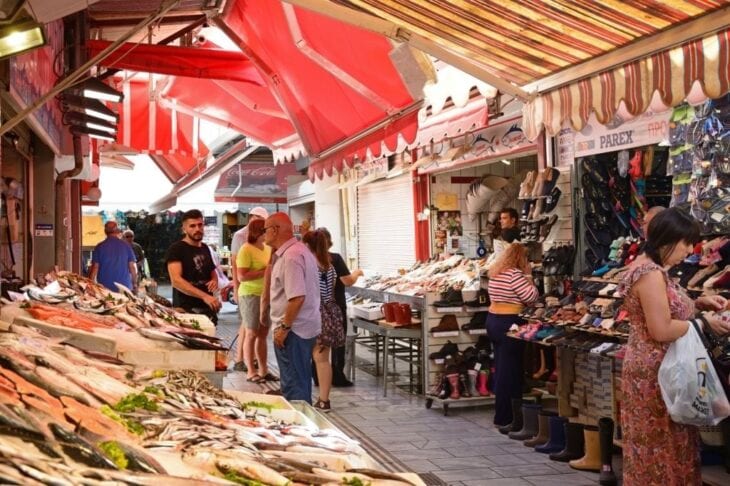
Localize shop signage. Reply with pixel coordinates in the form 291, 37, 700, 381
556, 128, 575, 168
574, 111, 671, 158
9, 20, 64, 155
34, 224, 54, 237
214, 161, 298, 203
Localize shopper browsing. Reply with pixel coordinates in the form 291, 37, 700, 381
265, 212, 321, 403
230, 207, 269, 372
318, 227, 363, 387
122, 229, 146, 284
165, 209, 221, 324
617, 207, 730, 484
486, 243, 539, 433
235, 219, 274, 383
302, 230, 347, 411
89, 221, 137, 292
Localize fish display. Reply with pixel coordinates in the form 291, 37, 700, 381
0, 326, 421, 485
3, 271, 226, 352
360, 255, 485, 296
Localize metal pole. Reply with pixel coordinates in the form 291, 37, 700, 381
0, 0, 182, 138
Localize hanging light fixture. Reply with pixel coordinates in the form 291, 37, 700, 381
0, 18, 45, 60
60, 94, 119, 123
70, 125, 116, 142
79, 77, 124, 103
64, 111, 117, 134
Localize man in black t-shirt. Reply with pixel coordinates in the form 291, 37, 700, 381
166, 209, 221, 324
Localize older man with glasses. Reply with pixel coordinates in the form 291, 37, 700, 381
261, 212, 321, 403
123, 229, 146, 284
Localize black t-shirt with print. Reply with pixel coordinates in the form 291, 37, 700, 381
166, 240, 216, 311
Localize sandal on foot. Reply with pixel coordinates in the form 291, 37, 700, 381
246, 375, 264, 383
262, 372, 279, 382
313, 399, 331, 412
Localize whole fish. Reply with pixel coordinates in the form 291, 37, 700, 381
136, 328, 183, 343
34, 366, 100, 407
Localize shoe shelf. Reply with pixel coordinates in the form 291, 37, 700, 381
434, 305, 490, 313
424, 394, 495, 416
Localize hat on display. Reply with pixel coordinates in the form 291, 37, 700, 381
249, 207, 269, 219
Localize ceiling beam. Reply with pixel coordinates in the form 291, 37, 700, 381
282, 0, 529, 101
524, 5, 730, 93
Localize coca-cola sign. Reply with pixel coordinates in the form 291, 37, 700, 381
215, 161, 298, 203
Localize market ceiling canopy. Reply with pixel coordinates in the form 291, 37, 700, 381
218, 0, 428, 178
523, 28, 730, 140
101, 78, 209, 182
315, 0, 728, 87
87, 40, 267, 85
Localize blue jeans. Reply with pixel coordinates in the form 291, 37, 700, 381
486, 312, 525, 426
275, 331, 316, 404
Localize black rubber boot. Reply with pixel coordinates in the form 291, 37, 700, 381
549, 422, 584, 462
598, 418, 617, 485
510, 403, 541, 440
498, 398, 523, 434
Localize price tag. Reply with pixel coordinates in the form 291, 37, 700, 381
474, 362, 482, 371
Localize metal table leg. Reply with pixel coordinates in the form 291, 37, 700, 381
409, 338, 414, 395
383, 334, 390, 397
374, 332, 381, 377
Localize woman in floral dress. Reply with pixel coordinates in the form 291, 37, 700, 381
618, 208, 729, 485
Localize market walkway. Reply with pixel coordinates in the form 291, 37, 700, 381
203, 297, 601, 486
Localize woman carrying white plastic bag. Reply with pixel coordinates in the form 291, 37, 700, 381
617, 208, 730, 485
659, 320, 730, 426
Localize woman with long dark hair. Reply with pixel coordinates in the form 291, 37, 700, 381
487, 243, 539, 431
618, 207, 729, 484
302, 229, 346, 411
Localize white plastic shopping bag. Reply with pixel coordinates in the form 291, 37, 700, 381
658, 323, 730, 426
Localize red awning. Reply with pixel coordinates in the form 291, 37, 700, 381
221, 0, 421, 179
524, 28, 730, 140
87, 40, 267, 85
161, 76, 295, 146
102, 78, 209, 182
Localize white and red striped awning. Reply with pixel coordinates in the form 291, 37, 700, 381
523, 28, 730, 140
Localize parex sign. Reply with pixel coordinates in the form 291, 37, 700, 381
574, 111, 670, 157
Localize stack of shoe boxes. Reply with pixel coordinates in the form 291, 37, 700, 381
569, 353, 614, 422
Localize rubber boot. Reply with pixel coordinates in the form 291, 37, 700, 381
437, 375, 450, 400
598, 418, 618, 485
569, 425, 601, 471
467, 370, 479, 396
446, 373, 460, 399
459, 373, 472, 398
498, 398, 523, 434
524, 410, 555, 447
535, 415, 567, 453
428, 374, 443, 397
510, 403, 541, 440
549, 422, 585, 462
476, 370, 489, 396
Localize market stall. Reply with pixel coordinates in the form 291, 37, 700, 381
0, 317, 423, 485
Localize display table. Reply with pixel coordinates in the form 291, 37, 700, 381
351, 317, 422, 397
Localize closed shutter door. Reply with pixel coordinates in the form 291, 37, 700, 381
357, 175, 415, 274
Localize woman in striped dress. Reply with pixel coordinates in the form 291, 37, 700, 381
486, 243, 539, 429
303, 230, 346, 412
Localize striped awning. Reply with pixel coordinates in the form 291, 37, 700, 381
329, 0, 728, 86
523, 28, 730, 140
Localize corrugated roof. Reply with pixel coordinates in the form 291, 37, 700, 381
332, 0, 729, 86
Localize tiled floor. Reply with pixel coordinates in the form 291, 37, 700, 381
202, 296, 602, 486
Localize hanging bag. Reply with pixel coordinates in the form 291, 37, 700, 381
658, 322, 730, 426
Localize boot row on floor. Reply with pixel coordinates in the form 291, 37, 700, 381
500, 399, 617, 486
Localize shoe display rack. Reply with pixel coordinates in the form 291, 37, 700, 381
424, 292, 495, 416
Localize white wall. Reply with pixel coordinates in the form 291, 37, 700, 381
313, 173, 343, 254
